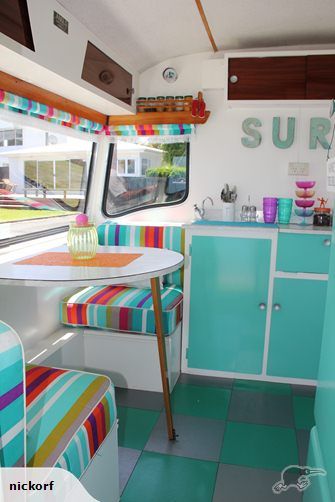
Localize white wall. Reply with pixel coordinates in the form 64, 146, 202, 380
118, 51, 334, 223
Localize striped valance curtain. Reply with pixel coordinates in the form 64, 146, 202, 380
0, 89, 194, 139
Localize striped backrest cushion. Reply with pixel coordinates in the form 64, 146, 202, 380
0, 321, 25, 467
97, 222, 185, 287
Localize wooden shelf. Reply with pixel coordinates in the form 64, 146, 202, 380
107, 111, 210, 126
0, 70, 107, 125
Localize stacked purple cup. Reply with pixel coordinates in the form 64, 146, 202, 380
263, 197, 278, 223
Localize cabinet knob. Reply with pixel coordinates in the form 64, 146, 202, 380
99, 70, 114, 85
259, 303, 267, 310
229, 75, 238, 84
273, 304, 281, 311
323, 238, 331, 247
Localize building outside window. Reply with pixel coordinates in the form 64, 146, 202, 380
0, 129, 23, 147
0, 118, 94, 225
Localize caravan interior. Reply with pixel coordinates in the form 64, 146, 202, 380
1, 1, 335, 501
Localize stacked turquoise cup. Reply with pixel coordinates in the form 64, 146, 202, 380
278, 198, 293, 224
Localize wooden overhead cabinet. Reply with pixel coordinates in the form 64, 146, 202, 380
306, 55, 335, 99
0, 0, 34, 51
228, 57, 306, 100
228, 54, 335, 100
82, 42, 133, 106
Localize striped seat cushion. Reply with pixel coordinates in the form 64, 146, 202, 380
26, 364, 116, 478
97, 223, 185, 288
0, 321, 25, 467
60, 285, 183, 335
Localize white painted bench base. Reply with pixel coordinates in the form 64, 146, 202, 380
80, 421, 119, 502
81, 325, 181, 392
31, 323, 181, 393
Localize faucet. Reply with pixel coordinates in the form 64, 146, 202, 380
202, 197, 214, 214
194, 197, 214, 219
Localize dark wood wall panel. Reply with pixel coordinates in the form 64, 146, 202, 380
228, 57, 306, 100
0, 0, 34, 51
306, 55, 335, 99
82, 42, 132, 105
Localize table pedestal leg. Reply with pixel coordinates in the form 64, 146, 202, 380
150, 277, 176, 440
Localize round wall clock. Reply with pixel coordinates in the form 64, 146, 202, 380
162, 67, 178, 83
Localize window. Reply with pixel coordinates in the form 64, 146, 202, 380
0, 129, 23, 147
117, 158, 137, 176
103, 139, 189, 216
0, 118, 94, 230
141, 158, 150, 175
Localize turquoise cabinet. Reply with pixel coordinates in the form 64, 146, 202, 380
267, 278, 327, 380
308, 225, 335, 500
276, 233, 331, 273
187, 235, 271, 374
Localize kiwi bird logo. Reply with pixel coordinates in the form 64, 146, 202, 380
272, 465, 326, 494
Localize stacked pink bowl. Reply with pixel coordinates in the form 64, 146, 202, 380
295, 181, 316, 223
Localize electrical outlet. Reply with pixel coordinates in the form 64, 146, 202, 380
288, 162, 310, 176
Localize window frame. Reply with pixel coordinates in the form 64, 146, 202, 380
102, 141, 190, 218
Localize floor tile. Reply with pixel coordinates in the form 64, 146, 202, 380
144, 412, 225, 461
228, 390, 294, 427
293, 396, 315, 430
171, 383, 231, 420
296, 429, 310, 465
291, 384, 316, 398
234, 379, 291, 395
115, 387, 164, 411
121, 451, 218, 502
117, 406, 160, 449
213, 464, 302, 502
178, 373, 233, 389
118, 447, 141, 495
220, 421, 299, 470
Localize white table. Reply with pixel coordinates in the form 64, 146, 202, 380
0, 245, 184, 440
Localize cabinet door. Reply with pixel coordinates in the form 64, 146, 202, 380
228, 57, 306, 100
306, 55, 335, 99
267, 278, 327, 380
187, 236, 271, 374
0, 0, 34, 51
82, 42, 133, 105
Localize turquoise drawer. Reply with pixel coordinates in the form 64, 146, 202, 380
276, 232, 331, 273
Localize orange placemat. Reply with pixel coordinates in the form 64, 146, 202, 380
15, 252, 143, 267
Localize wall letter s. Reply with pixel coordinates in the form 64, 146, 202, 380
241, 118, 262, 148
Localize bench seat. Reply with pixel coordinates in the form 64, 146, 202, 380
26, 363, 116, 478
60, 284, 183, 336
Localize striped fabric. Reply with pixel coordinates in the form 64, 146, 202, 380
0, 89, 194, 138
0, 89, 103, 134
97, 222, 185, 288
107, 124, 194, 136
0, 321, 25, 467
26, 364, 116, 476
61, 284, 183, 335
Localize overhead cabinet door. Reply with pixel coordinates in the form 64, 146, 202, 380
187, 235, 271, 374
228, 57, 306, 100
306, 55, 335, 99
82, 42, 133, 105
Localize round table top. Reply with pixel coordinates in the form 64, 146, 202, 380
0, 245, 184, 287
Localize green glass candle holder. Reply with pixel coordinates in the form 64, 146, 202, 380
67, 223, 98, 260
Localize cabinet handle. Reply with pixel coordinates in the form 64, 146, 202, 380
273, 304, 281, 311
259, 303, 266, 310
323, 239, 331, 247
229, 75, 238, 84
